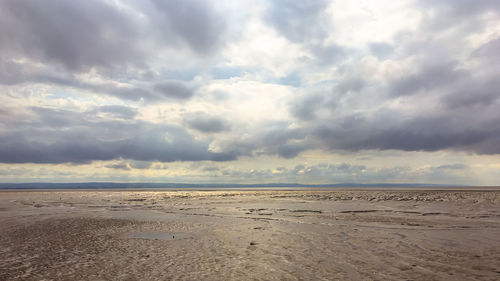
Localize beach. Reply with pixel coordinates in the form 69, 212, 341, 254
1, 189, 500, 280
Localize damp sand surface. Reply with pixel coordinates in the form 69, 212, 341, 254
1, 189, 500, 280
128, 232, 180, 240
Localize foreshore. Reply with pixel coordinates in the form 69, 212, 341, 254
1, 189, 500, 280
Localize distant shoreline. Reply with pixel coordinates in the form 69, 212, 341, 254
1, 186, 499, 192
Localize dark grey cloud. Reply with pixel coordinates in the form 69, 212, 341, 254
258, 123, 308, 158
105, 163, 131, 171
265, 0, 329, 43
184, 112, 230, 133
442, 77, 500, 109
285, 59, 500, 155
388, 61, 467, 97
307, 109, 500, 154
151, 0, 227, 55
197, 120, 311, 160
0, 58, 76, 86
290, 94, 324, 121
220, 122, 309, 159
153, 81, 196, 100
264, 0, 352, 70
0, 0, 141, 71
284, 107, 500, 157
0, 59, 198, 102
276, 144, 304, 159
474, 37, 500, 64
0, 106, 236, 164
0, 0, 229, 73
290, 77, 364, 122
0, 0, 216, 104
334, 77, 365, 95
435, 37, 500, 110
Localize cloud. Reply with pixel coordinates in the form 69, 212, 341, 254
474, 37, 500, 65
0, 0, 229, 72
250, 122, 308, 158
210, 162, 430, 184
285, 84, 500, 155
441, 77, 500, 109
0, 58, 199, 102
309, 111, 500, 154
202, 166, 220, 172
130, 161, 153, 170
0, 0, 142, 71
105, 160, 152, 170
153, 81, 196, 100
202, 120, 310, 160
309, 44, 349, 66
184, 112, 230, 133
0, 58, 77, 86
279, 9, 500, 157
388, 61, 467, 97
0, 167, 30, 176
89, 105, 138, 120
419, 0, 500, 31
264, 0, 351, 67
290, 94, 325, 121
105, 162, 131, 171
368, 42, 394, 59
334, 77, 365, 95
151, 0, 227, 55
265, 0, 329, 43
435, 164, 468, 170
292, 162, 367, 177
0, 0, 500, 186
0, 106, 236, 164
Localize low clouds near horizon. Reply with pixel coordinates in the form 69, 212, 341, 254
0, 0, 499, 185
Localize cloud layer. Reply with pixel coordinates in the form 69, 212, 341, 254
1, 0, 499, 183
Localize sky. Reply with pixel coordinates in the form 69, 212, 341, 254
0, 0, 499, 185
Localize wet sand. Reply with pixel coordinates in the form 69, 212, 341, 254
1, 189, 500, 280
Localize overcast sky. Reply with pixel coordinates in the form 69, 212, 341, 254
1, 0, 499, 184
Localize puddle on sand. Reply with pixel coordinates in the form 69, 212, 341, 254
128, 232, 181, 240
